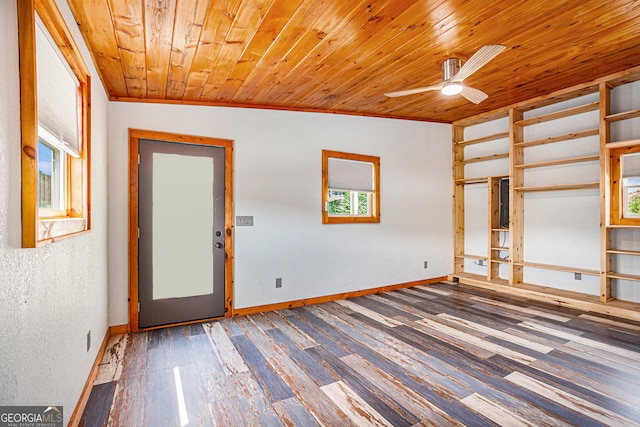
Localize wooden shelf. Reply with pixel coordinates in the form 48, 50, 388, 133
513, 261, 599, 276
515, 102, 600, 127
491, 246, 509, 251
514, 128, 599, 148
607, 249, 640, 256
455, 177, 488, 185
604, 109, 640, 123
457, 153, 509, 164
607, 224, 640, 229
490, 259, 509, 264
515, 182, 599, 192
607, 272, 640, 282
455, 254, 488, 261
605, 138, 640, 149
491, 228, 509, 232
514, 154, 599, 169
456, 132, 510, 147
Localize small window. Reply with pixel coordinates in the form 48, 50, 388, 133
19, 0, 91, 246
611, 146, 640, 225
322, 150, 380, 224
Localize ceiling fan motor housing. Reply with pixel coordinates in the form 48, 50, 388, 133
442, 57, 461, 81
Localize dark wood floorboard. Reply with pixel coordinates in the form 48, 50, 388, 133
83, 282, 640, 426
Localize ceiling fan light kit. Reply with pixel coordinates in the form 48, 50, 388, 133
385, 44, 507, 104
441, 82, 463, 96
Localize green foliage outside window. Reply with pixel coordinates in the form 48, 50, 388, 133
629, 194, 640, 214
328, 191, 369, 215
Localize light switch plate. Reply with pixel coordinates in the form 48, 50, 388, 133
236, 216, 254, 226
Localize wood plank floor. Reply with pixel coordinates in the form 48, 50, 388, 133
81, 282, 640, 426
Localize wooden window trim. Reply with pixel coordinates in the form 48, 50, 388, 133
610, 144, 640, 226
322, 150, 380, 224
18, 0, 91, 247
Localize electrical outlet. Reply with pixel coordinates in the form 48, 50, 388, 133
275, 278, 282, 288
87, 330, 91, 352
574, 273, 582, 281
423, 261, 428, 269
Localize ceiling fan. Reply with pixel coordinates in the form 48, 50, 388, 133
385, 44, 507, 104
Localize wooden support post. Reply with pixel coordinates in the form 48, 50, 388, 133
599, 82, 612, 302
452, 125, 466, 275
509, 109, 524, 285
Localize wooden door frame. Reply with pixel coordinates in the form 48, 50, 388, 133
128, 129, 235, 332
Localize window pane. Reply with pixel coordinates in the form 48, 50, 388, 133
38, 141, 54, 208
624, 179, 640, 217
328, 191, 351, 214
357, 192, 370, 215
327, 191, 371, 216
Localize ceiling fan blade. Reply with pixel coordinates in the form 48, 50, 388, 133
384, 84, 443, 98
460, 85, 488, 104
451, 44, 506, 83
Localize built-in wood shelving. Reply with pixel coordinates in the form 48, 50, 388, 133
452, 66, 640, 320
515, 101, 600, 126
514, 182, 599, 192
513, 261, 599, 276
456, 132, 510, 147
604, 109, 640, 122
607, 272, 640, 282
514, 154, 599, 169
457, 153, 509, 164
454, 254, 488, 261
514, 129, 599, 148
607, 249, 640, 256
606, 138, 640, 149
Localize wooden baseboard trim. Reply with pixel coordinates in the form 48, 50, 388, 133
233, 276, 447, 317
451, 272, 640, 322
68, 327, 111, 426
109, 324, 130, 335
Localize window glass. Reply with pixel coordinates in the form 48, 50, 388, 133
622, 152, 640, 218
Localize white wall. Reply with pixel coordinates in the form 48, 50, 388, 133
108, 103, 452, 324
0, 1, 109, 423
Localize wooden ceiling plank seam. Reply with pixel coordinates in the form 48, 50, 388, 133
252, 0, 392, 105
198, 0, 279, 101
165, 0, 210, 99
214, 0, 307, 101
276, 0, 426, 108
183, 0, 245, 100
68, 0, 128, 98
210, 0, 349, 104
108, 0, 147, 97
143, 0, 178, 98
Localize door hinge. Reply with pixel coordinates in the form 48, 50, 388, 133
138, 153, 141, 165
138, 228, 140, 239
138, 302, 140, 313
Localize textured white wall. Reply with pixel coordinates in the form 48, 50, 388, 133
0, 1, 109, 424
107, 103, 452, 324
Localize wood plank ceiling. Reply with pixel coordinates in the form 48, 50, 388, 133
67, 0, 640, 123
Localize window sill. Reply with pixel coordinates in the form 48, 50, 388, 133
38, 217, 87, 243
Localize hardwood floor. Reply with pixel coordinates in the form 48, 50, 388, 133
81, 282, 640, 426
